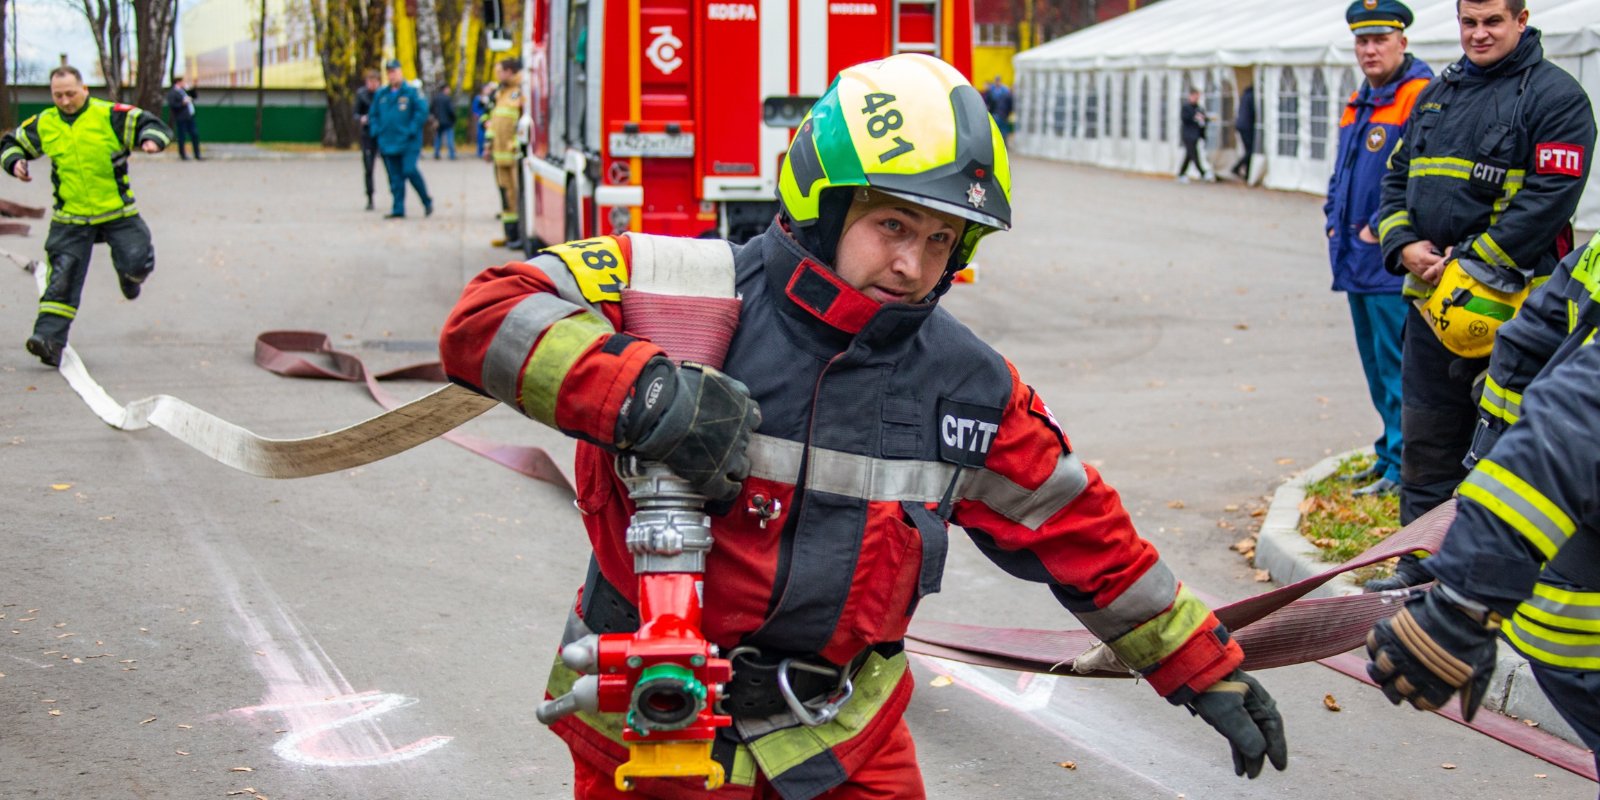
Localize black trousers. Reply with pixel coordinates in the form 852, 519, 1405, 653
1177, 138, 1208, 178
1231, 138, 1254, 180
175, 117, 201, 159
1527, 662, 1600, 785
34, 215, 154, 345
1399, 305, 1487, 524
361, 136, 379, 199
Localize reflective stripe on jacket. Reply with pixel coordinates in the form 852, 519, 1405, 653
488, 82, 521, 164
1324, 55, 1431, 294
1430, 232, 1600, 670
438, 223, 1243, 796
0, 97, 171, 222
1377, 28, 1595, 302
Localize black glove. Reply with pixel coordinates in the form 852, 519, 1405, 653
1365, 584, 1500, 721
615, 357, 761, 503
1188, 669, 1288, 779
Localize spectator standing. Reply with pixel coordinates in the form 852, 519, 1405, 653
0, 65, 171, 367
472, 82, 494, 158
165, 75, 202, 161
1371, 0, 1594, 591
1230, 84, 1256, 181
1177, 87, 1213, 183
354, 69, 381, 211
984, 76, 1013, 140
431, 86, 458, 160
1365, 230, 1600, 781
369, 59, 434, 219
485, 57, 523, 250
1322, 0, 1433, 499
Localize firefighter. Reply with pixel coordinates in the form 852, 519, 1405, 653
440, 54, 1286, 799
485, 56, 523, 250
1, 65, 171, 367
1322, 0, 1433, 499
1366, 230, 1600, 780
1371, 0, 1594, 589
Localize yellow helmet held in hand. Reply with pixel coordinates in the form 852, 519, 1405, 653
777, 53, 1011, 266
1418, 260, 1530, 359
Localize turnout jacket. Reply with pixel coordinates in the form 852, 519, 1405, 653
1324, 55, 1432, 294
1, 97, 172, 224
1429, 232, 1600, 672
439, 223, 1243, 798
1377, 28, 1595, 299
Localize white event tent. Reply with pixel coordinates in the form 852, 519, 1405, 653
1011, 0, 1600, 229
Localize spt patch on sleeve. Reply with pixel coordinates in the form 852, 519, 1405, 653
937, 398, 1003, 469
544, 237, 629, 303
1535, 143, 1584, 177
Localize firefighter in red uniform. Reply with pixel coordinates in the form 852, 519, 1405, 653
440, 54, 1287, 799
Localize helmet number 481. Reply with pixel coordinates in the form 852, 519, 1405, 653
861, 92, 914, 163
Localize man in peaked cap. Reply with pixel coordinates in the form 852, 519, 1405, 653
1323, 0, 1433, 502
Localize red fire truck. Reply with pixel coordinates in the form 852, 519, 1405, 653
518, 0, 973, 250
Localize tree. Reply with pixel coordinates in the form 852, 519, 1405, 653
413, 0, 444, 92
306, 0, 385, 147
130, 0, 178, 113
1, 0, 12, 130
68, 0, 131, 100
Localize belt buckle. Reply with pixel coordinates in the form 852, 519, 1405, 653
775, 657, 854, 727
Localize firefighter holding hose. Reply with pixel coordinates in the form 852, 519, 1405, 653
439, 54, 1286, 798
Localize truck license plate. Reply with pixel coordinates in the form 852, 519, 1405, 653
609, 131, 695, 158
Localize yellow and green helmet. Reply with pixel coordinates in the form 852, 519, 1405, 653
777, 53, 1012, 265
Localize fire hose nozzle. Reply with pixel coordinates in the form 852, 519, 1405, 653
560, 634, 602, 674
537, 674, 600, 725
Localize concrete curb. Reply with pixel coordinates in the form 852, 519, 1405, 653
1255, 448, 1584, 747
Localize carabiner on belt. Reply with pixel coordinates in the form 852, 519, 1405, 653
776, 657, 854, 727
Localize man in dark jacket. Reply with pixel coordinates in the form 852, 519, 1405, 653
1372, 0, 1594, 589
354, 70, 382, 210
165, 75, 201, 161
430, 87, 457, 160
1230, 85, 1256, 181
369, 59, 433, 219
1323, 0, 1433, 499
1177, 88, 1212, 183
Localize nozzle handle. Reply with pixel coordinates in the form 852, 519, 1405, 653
536, 674, 600, 725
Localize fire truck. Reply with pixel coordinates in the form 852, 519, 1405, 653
518, 0, 974, 251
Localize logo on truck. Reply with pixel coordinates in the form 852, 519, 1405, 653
707, 3, 757, 20
646, 26, 683, 75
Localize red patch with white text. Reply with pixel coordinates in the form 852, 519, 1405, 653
1027, 387, 1069, 452
1535, 143, 1584, 177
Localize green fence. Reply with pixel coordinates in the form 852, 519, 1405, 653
15, 101, 328, 144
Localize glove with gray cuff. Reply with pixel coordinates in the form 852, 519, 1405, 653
615, 357, 761, 503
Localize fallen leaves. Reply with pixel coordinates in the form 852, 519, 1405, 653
140, 717, 157, 725
1323, 694, 1341, 712
1253, 570, 1272, 583
48, 709, 62, 716
1441, 763, 1456, 770
50, 483, 72, 491
229, 766, 254, 772
1166, 499, 1185, 509
929, 675, 954, 688
1056, 761, 1077, 770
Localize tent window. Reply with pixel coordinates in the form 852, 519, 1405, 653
1086, 74, 1100, 139
1120, 73, 1131, 139
1338, 68, 1357, 102
1069, 73, 1081, 138
1277, 67, 1300, 158
1160, 75, 1170, 142
1139, 76, 1150, 141
1309, 69, 1330, 160
1204, 72, 1221, 145
1023, 74, 1038, 135
1052, 73, 1068, 138
1220, 78, 1236, 148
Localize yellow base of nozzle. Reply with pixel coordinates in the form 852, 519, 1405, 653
615, 740, 725, 791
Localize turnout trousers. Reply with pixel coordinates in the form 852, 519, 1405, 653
568, 717, 925, 800
1399, 304, 1485, 524
33, 215, 154, 346
1527, 662, 1600, 787
1348, 292, 1407, 483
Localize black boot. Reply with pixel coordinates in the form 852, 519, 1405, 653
502, 220, 524, 251
25, 334, 63, 367
365, 195, 375, 211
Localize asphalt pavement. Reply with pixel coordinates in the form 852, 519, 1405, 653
1, 151, 1591, 798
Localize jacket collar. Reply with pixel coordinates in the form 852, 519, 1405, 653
1446, 27, 1542, 83
760, 219, 937, 351
1358, 54, 1431, 106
